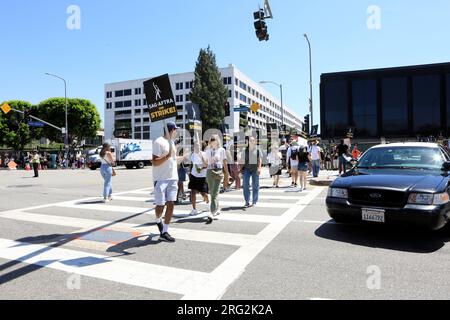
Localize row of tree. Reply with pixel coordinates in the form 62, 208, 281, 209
0, 98, 101, 151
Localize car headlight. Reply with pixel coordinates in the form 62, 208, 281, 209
408, 193, 450, 205
328, 188, 348, 199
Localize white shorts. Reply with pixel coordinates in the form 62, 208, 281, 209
154, 180, 178, 206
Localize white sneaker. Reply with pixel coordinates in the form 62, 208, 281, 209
102, 198, 109, 203
189, 209, 199, 216
213, 211, 221, 217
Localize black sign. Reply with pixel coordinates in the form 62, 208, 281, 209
143, 74, 178, 123
186, 103, 201, 121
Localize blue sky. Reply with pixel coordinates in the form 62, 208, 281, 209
1, 0, 450, 128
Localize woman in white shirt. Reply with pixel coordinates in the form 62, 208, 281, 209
267, 144, 282, 188
99, 143, 116, 203
205, 134, 228, 223
188, 142, 209, 216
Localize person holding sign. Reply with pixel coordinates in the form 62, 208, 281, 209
152, 122, 180, 243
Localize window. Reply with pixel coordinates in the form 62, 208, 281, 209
115, 101, 124, 108
235, 78, 239, 86
135, 99, 141, 106
143, 98, 147, 105
143, 133, 150, 140
240, 81, 247, 91
223, 77, 232, 85
124, 89, 132, 96
176, 83, 184, 90
143, 126, 150, 132
176, 95, 184, 103
352, 79, 377, 137
106, 92, 112, 98
134, 126, 142, 132
228, 90, 232, 98
382, 77, 408, 136
115, 90, 124, 97
106, 102, 113, 110
235, 91, 239, 99
186, 94, 191, 101
135, 88, 142, 95
240, 94, 247, 102
413, 75, 441, 135
135, 118, 141, 123
323, 81, 348, 137
134, 133, 142, 139
447, 74, 450, 134
124, 100, 132, 107
135, 109, 141, 114
185, 81, 194, 89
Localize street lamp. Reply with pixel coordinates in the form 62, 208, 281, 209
45, 73, 69, 155
259, 80, 284, 127
303, 33, 313, 134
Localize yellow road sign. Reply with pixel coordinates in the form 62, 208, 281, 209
1, 103, 11, 114
250, 102, 260, 113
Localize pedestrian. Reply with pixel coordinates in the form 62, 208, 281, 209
99, 143, 115, 203
297, 146, 312, 191
337, 140, 350, 175
205, 134, 228, 223
325, 150, 332, 170
352, 143, 361, 160
242, 136, 262, 208
228, 144, 242, 190
267, 144, 282, 188
309, 140, 322, 178
31, 151, 40, 178
152, 122, 179, 243
287, 141, 300, 187
188, 142, 209, 216
176, 146, 190, 204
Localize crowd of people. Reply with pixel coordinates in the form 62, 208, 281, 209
0, 151, 89, 173
97, 122, 360, 244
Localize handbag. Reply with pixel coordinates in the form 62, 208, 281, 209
103, 156, 117, 177
210, 169, 224, 181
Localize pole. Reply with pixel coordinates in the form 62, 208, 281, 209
45, 73, 69, 158
304, 34, 313, 134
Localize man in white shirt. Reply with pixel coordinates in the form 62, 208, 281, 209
152, 122, 179, 243
309, 140, 321, 178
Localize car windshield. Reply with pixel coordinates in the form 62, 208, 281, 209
357, 146, 445, 170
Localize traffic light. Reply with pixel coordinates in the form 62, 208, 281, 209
224, 101, 231, 117
303, 115, 310, 135
253, 9, 269, 41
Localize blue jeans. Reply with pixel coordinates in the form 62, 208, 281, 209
312, 160, 321, 178
243, 169, 260, 205
100, 164, 113, 199
339, 155, 347, 174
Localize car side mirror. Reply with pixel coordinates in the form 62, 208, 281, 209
442, 161, 450, 172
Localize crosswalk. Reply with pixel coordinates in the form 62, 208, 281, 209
0, 183, 325, 299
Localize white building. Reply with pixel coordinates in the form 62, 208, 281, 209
104, 64, 304, 141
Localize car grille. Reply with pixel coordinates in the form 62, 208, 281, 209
349, 188, 406, 208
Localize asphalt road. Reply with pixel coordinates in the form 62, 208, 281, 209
1, 167, 450, 300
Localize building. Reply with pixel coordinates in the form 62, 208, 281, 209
104, 64, 303, 142
320, 62, 450, 141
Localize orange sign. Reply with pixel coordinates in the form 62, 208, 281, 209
1, 103, 11, 114
250, 102, 260, 113
7, 161, 17, 170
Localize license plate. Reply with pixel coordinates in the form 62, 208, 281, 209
362, 208, 385, 223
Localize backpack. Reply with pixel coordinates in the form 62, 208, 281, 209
290, 147, 299, 160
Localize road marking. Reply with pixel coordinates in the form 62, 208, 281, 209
219, 194, 300, 201
182, 186, 326, 300
0, 238, 210, 295
0, 210, 254, 247
53, 203, 279, 224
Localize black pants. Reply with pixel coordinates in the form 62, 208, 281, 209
33, 163, 39, 177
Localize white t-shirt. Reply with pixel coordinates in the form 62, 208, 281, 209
267, 152, 282, 166
152, 137, 178, 182
191, 152, 207, 178
205, 147, 227, 170
309, 145, 321, 161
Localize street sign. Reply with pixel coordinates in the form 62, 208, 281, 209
234, 106, 250, 112
62, 128, 66, 134
1, 103, 11, 114
143, 74, 178, 123
250, 102, 260, 113
28, 121, 45, 128
310, 125, 319, 137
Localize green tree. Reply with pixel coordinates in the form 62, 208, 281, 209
36, 98, 101, 147
0, 100, 43, 151
190, 46, 228, 132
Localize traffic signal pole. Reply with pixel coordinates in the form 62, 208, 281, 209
7, 108, 64, 132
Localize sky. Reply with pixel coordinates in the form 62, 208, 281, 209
1, 0, 450, 128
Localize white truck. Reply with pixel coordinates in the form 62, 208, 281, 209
87, 139, 153, 170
